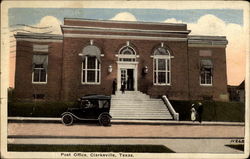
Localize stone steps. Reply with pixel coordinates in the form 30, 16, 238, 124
110, 91, 173, 120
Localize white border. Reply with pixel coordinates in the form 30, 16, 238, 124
1, 1, 249, 159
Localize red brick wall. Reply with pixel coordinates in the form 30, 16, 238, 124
14, 40, 63, 101
61, 37, 114, 100
61, 36, 190, 101
188, 46, 228, 101
14, 20, 228, 102
135, 40, 189, 100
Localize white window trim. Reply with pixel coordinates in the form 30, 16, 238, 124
153, 57, 171, 86
117, 44, 138, 62
32, 67, 48, 84
200, 59, 213, 86
81, 56, 101, 85
200, 72, 213, 86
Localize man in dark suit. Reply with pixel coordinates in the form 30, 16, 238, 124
197, 102, 203, 123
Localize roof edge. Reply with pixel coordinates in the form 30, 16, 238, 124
189, 35, 227, 40
64, 18, 187, 27
14, 32, 63, 40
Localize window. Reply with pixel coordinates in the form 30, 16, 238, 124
80, 43, 101, 84
200, 59, 213, 85
32, 55, 48, 83
118, 45, 136, 62
33, 94, 45, 100
82, 56, 100, 84
153, 47, 171, 85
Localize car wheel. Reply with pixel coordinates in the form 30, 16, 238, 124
99, 115, 111, 126
62, 114, 74, 126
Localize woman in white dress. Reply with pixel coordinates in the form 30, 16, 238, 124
191, 104, 196, 122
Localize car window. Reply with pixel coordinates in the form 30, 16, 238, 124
88, 100, 98, 108
98, 100, 109, 108
81, 100, 93, 109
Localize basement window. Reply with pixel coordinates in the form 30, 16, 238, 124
33, 94, 45, 100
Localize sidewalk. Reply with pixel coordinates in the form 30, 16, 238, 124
8, 117, 245, 126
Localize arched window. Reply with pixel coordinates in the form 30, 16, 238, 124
153, 46, 171, 85
81, 45, 101, 84
118, 45, 136, 62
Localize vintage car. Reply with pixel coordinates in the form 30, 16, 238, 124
61, 95, 112, 126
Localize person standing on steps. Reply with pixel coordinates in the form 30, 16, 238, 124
197, 102, 203, 123
112, 78, 117, 95
190, 104, 196, 122
121, 80, 126, 94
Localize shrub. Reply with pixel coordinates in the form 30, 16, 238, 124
170, 100, 245, 122
8, 101, 74, 117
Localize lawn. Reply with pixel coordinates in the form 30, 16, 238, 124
8, 144, 175, 153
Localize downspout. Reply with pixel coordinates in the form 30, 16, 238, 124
59, 25, 64, 101
187, 37, 190, 100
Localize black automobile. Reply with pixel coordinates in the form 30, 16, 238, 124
61, 95, 112, 126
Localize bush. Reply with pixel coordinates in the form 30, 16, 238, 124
8, 100, 245, 122
170, 100, 245, 122
8, 88, 15, 102
8, 101, 74, 117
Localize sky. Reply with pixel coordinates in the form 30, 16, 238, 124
8, 8, 246, 87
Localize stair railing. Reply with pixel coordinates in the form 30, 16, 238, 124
162, 95, 179, 121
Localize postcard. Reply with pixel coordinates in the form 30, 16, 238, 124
1, 1, 249, 158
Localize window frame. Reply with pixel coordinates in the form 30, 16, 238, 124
118, 45, 137, 62
32, 56, 48, 84
199, 59, 213, 86
153, 56, 171, 86
81, 56, 101, 85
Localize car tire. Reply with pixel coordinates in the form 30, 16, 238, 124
99, 115, 111, 126
62, 114, 74, 126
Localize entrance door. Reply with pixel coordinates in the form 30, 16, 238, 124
120, 69, 127, 89
127, 69, 134, 91
117, 61, 138, 91
120, 69, 134, 91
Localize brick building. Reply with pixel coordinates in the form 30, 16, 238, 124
14, 18, 228, 101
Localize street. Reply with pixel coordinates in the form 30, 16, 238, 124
7, 122, 245, 153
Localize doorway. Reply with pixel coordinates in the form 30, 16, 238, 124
117, 62, 138, 91
127, 69, 134, 91
120, 69, 134, 91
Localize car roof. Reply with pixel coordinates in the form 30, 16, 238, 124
80, 95, 111, 100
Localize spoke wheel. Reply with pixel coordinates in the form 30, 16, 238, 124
99, 115, 111, 126
62, 114, 73, 126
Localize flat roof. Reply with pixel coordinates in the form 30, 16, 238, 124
14, 32, 63, 40
64, 18, 187, 27
189, 35, 227, 41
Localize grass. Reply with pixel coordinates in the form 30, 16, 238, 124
225, 144, 244, 151
8, 144, 175, 153
170, 100, 245, 122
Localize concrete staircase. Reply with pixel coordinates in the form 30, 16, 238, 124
110, 91, 173, 120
